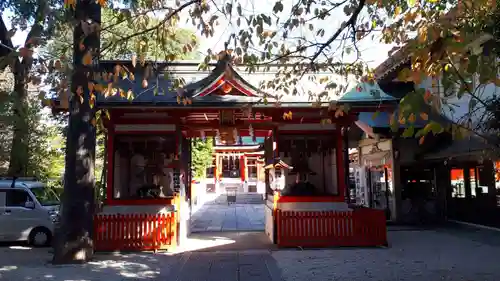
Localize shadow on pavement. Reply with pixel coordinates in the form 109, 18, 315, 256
0, 231, 280, 281
181, 231, 277, 253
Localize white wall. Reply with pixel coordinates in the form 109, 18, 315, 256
415, 45, 499, 132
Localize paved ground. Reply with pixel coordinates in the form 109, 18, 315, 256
2, 225, 500, 281
190, 203, 265, 232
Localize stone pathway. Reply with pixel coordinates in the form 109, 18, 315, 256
190, 204, 265, 232
171, 250, 281, 281
2, 225, 500, 281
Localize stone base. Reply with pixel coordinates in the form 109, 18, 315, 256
276, 201, 350, 211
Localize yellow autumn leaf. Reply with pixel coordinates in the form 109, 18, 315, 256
82, 52, 92, 66
417, 26, 427, 43
261, 30, 274, 37
131, 54, 137, 67
408, 113, 416, 123
106, 83, 113, 97
94, 84, 104, 93
404, 12, 417, 24
394, 6, 402, 17
494, 78, 500, 87
419, 136, 425, 145
89, 93, 96, 109
282, 111, 293, 120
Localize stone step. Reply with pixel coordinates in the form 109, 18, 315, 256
203, 193, 264, 204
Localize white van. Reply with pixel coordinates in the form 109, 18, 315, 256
0, 177, 60, 246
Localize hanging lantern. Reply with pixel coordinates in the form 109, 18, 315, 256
233, 128, 238, 142
215, 129, 221, 143
249, 124, 255, 142
221, 81, 232, 94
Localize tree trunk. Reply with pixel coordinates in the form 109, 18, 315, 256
8, 64, 29, 177
2, 11, 42, 178
52, 0, 100, 264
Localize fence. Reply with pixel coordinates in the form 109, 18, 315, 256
275, 208, 387, 247
93, 213, 177, 252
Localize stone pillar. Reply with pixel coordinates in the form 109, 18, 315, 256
214, 153, 219, 183
215, 153, 220, 194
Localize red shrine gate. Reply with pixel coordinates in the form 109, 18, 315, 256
56, 53, 389, 251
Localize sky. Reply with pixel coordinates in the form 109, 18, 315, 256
3, 0, 396, 100
173, 0, 395, 68
4, 0, 394, 69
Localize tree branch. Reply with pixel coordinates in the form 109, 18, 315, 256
309, 0, 366, 64
100, 0, 200, 54
445, 52, 490, 109
0, 15, 15, 69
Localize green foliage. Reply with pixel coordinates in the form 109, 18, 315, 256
191, 138, 213, 179
42, 7, 200, 61
0, 79, 65, 180
0, 70, 14, 173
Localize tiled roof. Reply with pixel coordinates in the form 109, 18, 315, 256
338, 82, 399, 103
52, 57, 408, 109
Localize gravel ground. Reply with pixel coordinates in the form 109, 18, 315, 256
274, 228, 500, 281
1, 226, 499, 281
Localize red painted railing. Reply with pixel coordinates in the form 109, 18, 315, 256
93, 213, 177, 252
276, 208, 387, 247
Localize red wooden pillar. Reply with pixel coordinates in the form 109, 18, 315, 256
106, 120, 114, 205
214, 153, 219, 184
336, 128, 346, 200
240, 155, 246, 181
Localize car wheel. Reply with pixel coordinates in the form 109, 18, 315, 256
29, 227, 52, 247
